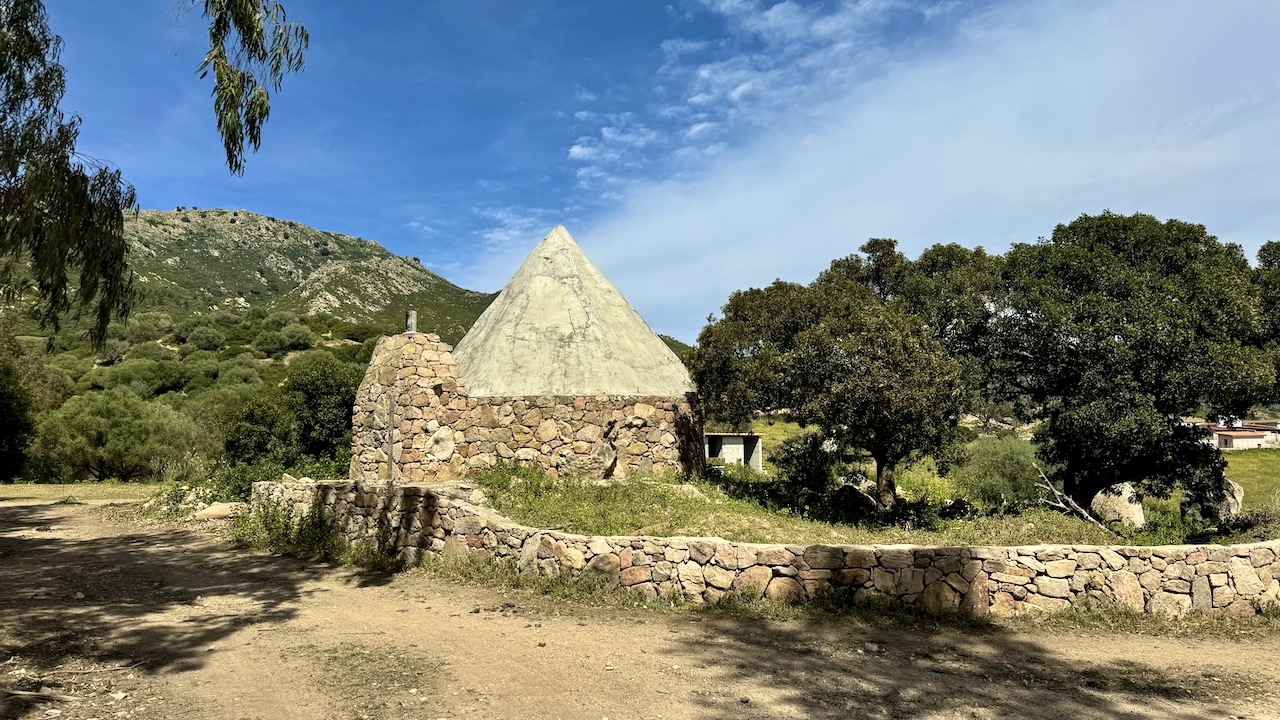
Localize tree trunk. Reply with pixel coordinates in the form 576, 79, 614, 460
875, 457, 897, 510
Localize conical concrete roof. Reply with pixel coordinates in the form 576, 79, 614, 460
452, 226, 694, 397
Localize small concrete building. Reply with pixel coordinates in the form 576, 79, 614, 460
1214, 430, 1267, 451
704, 432, 763, 471
1184, 417, 1275, 451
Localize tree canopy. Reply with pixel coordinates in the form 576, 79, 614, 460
996, 212, 1274, 503
690, 244, 974, 510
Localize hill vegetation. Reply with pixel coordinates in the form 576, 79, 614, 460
120, 208, 494, 345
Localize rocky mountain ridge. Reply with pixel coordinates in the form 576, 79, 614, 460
124, 208, 494, 343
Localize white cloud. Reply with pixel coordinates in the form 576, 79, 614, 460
575, 85, 598, 102
684, 122, 717, 139
661, 37, 711, 60
568, 1, 1280, 342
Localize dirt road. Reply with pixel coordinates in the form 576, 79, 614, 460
1, 501, 1277, 720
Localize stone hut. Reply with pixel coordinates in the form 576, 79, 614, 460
349, 226, 701, 483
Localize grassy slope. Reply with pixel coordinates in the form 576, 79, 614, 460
477, 471, 1116, 546
1224, 448, 1280, 510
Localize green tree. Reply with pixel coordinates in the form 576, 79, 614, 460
222, 386, 300, 465
0, 0, 136, 348
196, 0, 309, 175
252, 329, 288, 356
787, 300, 972, 509
280, 322, 315, 350
998, 212, 1273, 505
282, 350, 363, 458
690, 273, 972, 510
951, 434, 1042, 512
30, 390, 198, 481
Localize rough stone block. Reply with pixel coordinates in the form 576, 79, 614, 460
1036, 577, 1071, 599
803, 545, 845, 570
765, 577, 804, 602
1229, 557, 1267, 596
1108, 570, 1144, 612
733, 566, 772, 597
1148, 592, 1191, 616
880, 549, 915, 570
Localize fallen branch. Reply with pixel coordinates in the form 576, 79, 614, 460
41, 660, 148, 676
3, 688, 80, 702
1034, 465, 1114, 535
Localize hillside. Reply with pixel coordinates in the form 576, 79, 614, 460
124, 208, 494, 344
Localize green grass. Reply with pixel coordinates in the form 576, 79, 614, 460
750, 416, 807, 475
0, 482, 161, 503
1224, 448, 1280, 510
474, 464, 1117, 547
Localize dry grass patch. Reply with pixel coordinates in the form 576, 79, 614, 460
0, 482, 160, 503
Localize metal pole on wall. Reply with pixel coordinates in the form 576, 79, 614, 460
406, 309, 417, 333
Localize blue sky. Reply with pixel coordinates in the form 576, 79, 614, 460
48, 1, 1280, 341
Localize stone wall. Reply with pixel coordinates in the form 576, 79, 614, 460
349, 333, 702, 483
253, 480, 1280, 617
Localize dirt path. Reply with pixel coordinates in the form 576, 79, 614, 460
1, 502, 1277, 720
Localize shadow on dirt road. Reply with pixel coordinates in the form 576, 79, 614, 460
672, 613, 1236, 720
0, 503, 321, 674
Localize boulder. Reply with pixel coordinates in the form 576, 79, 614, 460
1181, 479, 1243, 526
1090, 483, 1145, 530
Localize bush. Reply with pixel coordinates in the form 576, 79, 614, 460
231, 499, 342, 561
280, 323, 315, 351
223, 388, 301, 466
125, 341, 179, 362
253, 330, 289, 357
30, 390, 199, 481
98, 338, 130, 365
186, 325, 226, 352
951, 434, 1043, 512
772, 431, 839, 497
263, 311, 298, 331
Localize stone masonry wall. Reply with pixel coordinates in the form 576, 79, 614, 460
253, 480, 1280, 617
349, 333, 701, 483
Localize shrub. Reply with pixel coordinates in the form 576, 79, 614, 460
772, 431, 838, 497
30, 390, 199, 481
253, 330, 289, 357
263, 311, 298, 331
186, 325, 226, 352
98, 337, 130, 365
125, 341, 179, 362
223, 388, 301, 467
280, 322, 315, 350
951, 434, 1043, 512
231, 500, 342, 561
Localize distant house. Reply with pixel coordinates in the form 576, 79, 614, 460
1181, 417, 1273, 450
705, 432, 764, 471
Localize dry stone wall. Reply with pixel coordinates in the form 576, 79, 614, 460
349, 333, 701, 483
253, 480, 1280, 617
